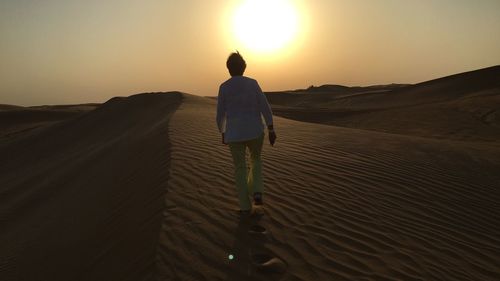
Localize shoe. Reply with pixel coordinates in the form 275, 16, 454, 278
253, 192, 263, 205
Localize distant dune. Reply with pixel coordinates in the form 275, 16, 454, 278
1, 67, 500, 281
0, 104, 100, 142
294, 83, 411, 96
268, 65, 500, 142
0, 104, 24, 111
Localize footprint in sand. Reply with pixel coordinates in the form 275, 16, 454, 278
248, 224, 268, 242
252, 205, 265, 216
249, 224, 267, 234
247, 224, 288, 275
251, 253, 287, 274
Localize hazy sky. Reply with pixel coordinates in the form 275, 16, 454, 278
1, 0, 500, 105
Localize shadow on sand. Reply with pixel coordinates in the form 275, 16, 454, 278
225, 210, 286, 281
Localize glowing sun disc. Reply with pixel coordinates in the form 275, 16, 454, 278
232, 0, 299, 53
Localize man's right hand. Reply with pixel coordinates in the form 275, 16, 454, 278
222, 133, 227, 145
269, 131, 276, 146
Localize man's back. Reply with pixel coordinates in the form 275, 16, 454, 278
220, 76, 260, 116
217, 76, 273, 143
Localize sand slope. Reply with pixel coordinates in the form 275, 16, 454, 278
0, 93, 181, 281
156, 94, 500, 280
269, 66, 500, 142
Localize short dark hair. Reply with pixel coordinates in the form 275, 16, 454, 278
226, 52, 246, 76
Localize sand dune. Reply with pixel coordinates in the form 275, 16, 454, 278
268, 66, 500, 109
0, 93, 181, 281
1, 67, 500, 281
0, 105, 24, 111
265, 84, 411, 101
156, 94, 500, 280
269, 66, 500, 142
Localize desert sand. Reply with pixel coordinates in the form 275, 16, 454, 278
1, 67, 500, 281
0, 94, 181, 280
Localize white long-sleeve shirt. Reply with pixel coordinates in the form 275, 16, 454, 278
216, 76, 273, 143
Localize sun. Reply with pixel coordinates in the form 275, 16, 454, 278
232, 0, 300, 54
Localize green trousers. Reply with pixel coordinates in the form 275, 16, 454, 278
228, 133, 264, 211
